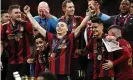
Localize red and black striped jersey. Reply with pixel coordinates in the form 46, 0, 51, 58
59, 15, 86, 58
113, 38, 133, 80
47, 32, 74, 75
85, 31, 114, 79
1, 21, 33, 64
34, 50, 49, 77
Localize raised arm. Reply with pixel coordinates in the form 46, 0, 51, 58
98, 13, 110, 21
23, 5, 46, 37
74, 12, 92, 38
93, 0, 111, 21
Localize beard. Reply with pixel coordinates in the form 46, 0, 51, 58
15, 18, 25, 24
15, 20, 21, 24
15, 17, 22, 21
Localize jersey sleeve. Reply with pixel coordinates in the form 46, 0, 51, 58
113, 39, 132, 66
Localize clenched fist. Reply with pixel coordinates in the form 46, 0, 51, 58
23, 5, 30, 14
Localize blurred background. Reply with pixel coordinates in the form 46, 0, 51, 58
1, 0, 123, 17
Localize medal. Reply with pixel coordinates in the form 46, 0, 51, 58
128, 58, 132, 66
94, 49, 98, 53
39, 59, 43, 63
18, 33, 23, 38
97, 55, 102, 60
8, 35, 12, 40
50, 53, 55, 57
20, 27, 24, 32
8, 34, 15, 40
45, 68, 49, 72
15, 37, 20, 41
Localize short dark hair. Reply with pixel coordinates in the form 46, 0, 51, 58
8, 4, 20, 13
38, 71, 56, 80
34, 33, 46, 42
62, 0, 73, 8
1, 10, 8, 15
91, 16, 103, 24
87, 0, 103, 5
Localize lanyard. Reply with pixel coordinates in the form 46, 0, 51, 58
60, 16, 77, 33
52, 35, 67, 53
114, 14, 130, 27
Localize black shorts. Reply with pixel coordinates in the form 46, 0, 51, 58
70, 56, 89, 80
56, 75, 69, 80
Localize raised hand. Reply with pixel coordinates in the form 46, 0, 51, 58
86, 10, 93, 17
41, 6, 51, 18
42, 6, 49, 15
23, 5, 30, 14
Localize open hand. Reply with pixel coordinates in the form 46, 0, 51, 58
42, 7, 49, 15
102, 60, 113, 70
41, 7, 51, 18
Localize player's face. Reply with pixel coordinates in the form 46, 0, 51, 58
35, 38, 47, 51
56, 22, 68, 34
64, 2, 75, 16
119, 0, 130, 13
89, 22, 103, 36
10, 8, 21, 22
